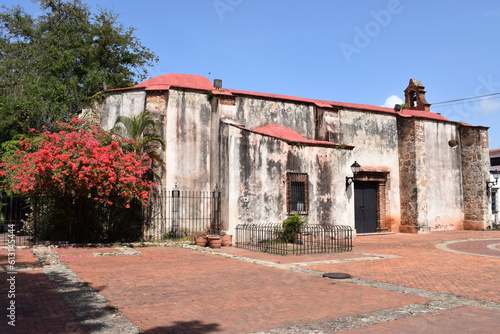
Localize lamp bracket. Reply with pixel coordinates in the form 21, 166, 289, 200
487, 170, 500, 190
346, 176, 356, 189
487, 179, 498, 189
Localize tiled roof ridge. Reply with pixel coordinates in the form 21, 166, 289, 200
105, 73, 466, 124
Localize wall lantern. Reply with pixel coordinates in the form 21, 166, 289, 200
487, 170, 500, 189
346, 161, 361, 189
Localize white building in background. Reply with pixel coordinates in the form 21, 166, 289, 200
490, 149, 500, 227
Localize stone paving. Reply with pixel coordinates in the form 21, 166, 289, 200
304, 232, 500, 303
0, 230, 499, 333
340, 306, 500, 334
0, 248, 85, 334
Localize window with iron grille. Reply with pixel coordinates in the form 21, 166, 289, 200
286, 173, 309, 215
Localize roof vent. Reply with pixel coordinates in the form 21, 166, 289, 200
213, 79, 222, 89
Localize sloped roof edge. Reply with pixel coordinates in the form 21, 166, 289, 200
226, 122, 354, 150
99, 73, 481, 125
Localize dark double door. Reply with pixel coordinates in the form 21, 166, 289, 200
354, 181, 378, 233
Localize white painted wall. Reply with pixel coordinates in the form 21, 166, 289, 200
163, 90, 213, 191
223, 123, 352, 235
424, 122, 464, 230
99, 91, 146, 131
339, 110, 401, 229
234, 97, 316, 138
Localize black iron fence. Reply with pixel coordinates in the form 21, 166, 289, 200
0, 194, 34, 247
235, 223, 353, 255
1, 186, 221, 244
144, 187, 222, 240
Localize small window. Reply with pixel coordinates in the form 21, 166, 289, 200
287, 173, 309, 215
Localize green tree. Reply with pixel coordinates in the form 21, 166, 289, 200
0, 0, 158, 146
112, 110, 166, 179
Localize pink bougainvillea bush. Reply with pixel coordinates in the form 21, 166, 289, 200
0, 118, 157, 242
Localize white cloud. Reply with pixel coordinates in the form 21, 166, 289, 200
476, 97, 500, 115
382, 95, 403, 108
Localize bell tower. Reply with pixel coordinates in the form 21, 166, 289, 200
404, 79, 431, 111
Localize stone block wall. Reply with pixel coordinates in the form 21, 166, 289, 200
397, 117, 428, 232
460, 126, 490, 229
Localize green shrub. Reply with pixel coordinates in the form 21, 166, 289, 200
282, 212, 306, 243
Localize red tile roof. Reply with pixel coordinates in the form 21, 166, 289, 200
107, 73, 466, 124
133, 73, 215, 91
233, 123, 353, 149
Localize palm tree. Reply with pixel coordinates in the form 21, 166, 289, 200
112, 111, 166, 178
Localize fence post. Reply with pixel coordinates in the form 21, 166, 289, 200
171, 185, 180, 238
211, 185, 221, 233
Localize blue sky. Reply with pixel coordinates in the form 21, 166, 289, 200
5, 0, 500, 148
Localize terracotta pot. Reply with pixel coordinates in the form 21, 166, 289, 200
221, 235, 232, 247
194, 236, 208, 247
207, 235, 222, 248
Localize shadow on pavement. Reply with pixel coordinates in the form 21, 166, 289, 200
0, 270, 86, 333
143, 320, 222, 333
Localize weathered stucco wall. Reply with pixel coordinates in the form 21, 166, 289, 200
424, 121, 463, 230
398, 118, 465, 232
339, 110, 401, 231
222, 123, 350, 235
164, 89, 214, 191
232, 97, 316, 138
98, 91, 146, 131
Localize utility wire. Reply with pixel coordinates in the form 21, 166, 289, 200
432, 94, 500, 108
432, 93, 500, 108
432, 91, 500, 105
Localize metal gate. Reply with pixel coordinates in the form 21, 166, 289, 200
145, 186, 221, 240
0, 194, 34, 247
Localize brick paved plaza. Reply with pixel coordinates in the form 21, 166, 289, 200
1, 230, 499, 333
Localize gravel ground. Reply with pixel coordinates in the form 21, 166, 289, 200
30, 243, 500, 333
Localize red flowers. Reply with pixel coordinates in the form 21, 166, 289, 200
1, 118, 156, 207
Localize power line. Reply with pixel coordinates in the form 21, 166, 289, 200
432, 94, 500, 108
432, 91, 500, 105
